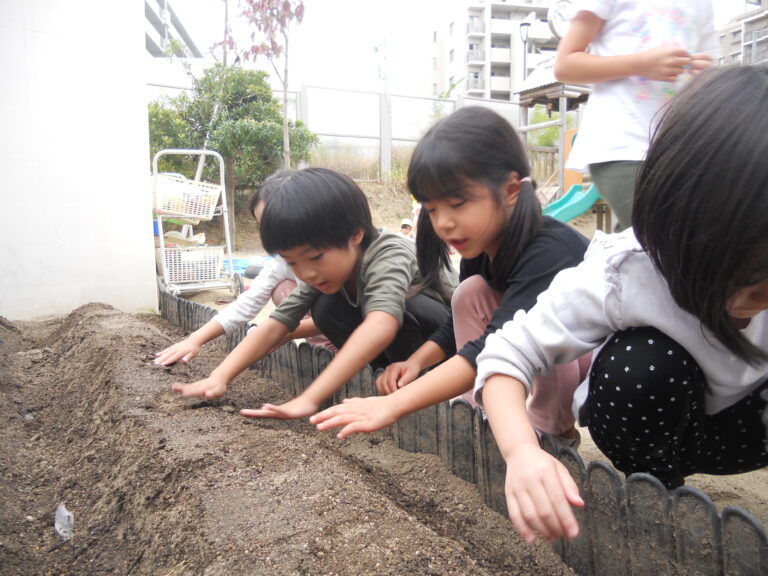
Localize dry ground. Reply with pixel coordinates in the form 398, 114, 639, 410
3, 183, 764, 575
0, 304, 576, 575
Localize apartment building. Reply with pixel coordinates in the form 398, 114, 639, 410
433, 0, 559, 101
145, 0, 203, 58
718, 0, 768, 66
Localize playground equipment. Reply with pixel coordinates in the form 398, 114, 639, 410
543, 183, 612, 232
152, 149, 242, 297
543, 183, 599, 222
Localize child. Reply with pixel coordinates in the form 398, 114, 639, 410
171, 167, 451, 421
474, 66, 768, 544
555, 0, 716, 231
399, 218, 414, 240
153, 185, 332, 368
311, 106, 590, 446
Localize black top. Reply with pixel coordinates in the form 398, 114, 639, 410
428, 217, 590, 369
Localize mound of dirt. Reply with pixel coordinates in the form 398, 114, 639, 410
0, 303, 575, 576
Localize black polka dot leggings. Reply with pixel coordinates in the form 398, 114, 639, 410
587, 327, 768, 489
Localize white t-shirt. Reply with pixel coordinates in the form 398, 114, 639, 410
475, 229, 768, 417
566, 0, 718, 171
214, 256, 297, 335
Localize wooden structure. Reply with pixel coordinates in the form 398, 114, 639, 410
516, 57, 590, 199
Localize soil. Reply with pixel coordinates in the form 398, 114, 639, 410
0, 305, 576, 576
3, 183, 765, 576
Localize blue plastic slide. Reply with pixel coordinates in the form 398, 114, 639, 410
542, 184, 600, 223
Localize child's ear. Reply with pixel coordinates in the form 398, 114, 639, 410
350, 228, 365, 247
502, 171, 523, 208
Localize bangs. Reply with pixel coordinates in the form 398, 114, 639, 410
259, 168, 375, 255
407, 141, 478, 203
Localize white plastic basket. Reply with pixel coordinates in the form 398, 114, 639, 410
159, 246, 224, 283
154, 174, 222, 221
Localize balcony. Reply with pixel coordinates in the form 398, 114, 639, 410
467, 77, 485, 92
467, 21, 485, 35
490, 75, 511, 91
466, 49, 486, 63
491, 18, 514, 35
490, 47, 511, 63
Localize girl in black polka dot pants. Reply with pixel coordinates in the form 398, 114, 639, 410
588, 326, 768, 489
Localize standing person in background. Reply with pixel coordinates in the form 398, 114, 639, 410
555, 0, 717, 232
399, 218, 414, 240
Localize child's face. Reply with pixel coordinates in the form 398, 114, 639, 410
728, 277, 768, 324
422, 180, 513, 260
278, 230, 364, 294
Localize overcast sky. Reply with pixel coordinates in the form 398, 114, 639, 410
169, 0, 758, 96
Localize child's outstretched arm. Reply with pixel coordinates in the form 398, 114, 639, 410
155, 257, 292, 366
311, 354, 474, 437
171, 318, 289, 399
375, 340, 447, 394
554, 10, 692, 84
241, 310, 401, 420
155, 319, 225, 366
482, 374, 583, 543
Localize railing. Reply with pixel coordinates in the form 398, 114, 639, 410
466, 21, 485, 35
466, 49, 485, 62
528, 145, 558, 188
466, 77, 485, 91
157, 288, 768, 576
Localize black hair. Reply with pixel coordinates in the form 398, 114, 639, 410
259, 167, 378, 254
248, 173, 280, 217
408, 106, 541, 293
414, 204, 453, 302
633, 64, 768, 364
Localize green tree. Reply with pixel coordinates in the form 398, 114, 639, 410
527, 104, 575, 147
148, 64, 317, 229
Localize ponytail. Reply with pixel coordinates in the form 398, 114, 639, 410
413, 207, 454, 302
489, 177, 542, 291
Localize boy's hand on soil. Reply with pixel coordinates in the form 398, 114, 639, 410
171, 376, 227, 399
375, 361, 420, 394
310, 396, 398, 438
240, 396, 319, 420
503, 444, 583, 544
155, 339, 201, 366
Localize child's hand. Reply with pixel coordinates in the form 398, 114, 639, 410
171, 375, 227, 399
155, 338, 201, 366
503, 444, 583, 544
310, 396, 399, 438
639, 45, 692, 82
689, 52, 714, 75
240, 395, 320, 420
375, 360, 420, 394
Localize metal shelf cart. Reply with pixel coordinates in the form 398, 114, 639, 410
152, 149, 242, 297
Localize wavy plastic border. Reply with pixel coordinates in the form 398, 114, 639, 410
158, 290, 768, 576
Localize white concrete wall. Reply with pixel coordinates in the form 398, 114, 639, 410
0, 1, 158, 320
